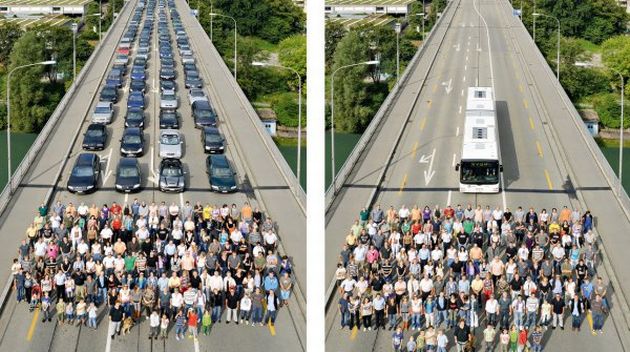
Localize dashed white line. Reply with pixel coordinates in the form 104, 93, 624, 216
464, 65, 467, 71
124, 193, 129, 204
458, 105, 462, 114
446, 190, 452, 207
179, 193, 184, 208
461, 89, 464, 96
466, 55, 468, 61
456, 127, 460, 136
452, 153, 457, 166
462, 76, 466, 82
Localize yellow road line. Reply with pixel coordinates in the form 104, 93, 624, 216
518, 84, 523, 93
412, 141, 418, 158
433, 84, 438, 92
26, 308, 39, 341
350, 326, 358, 340
523, 98, 528, 109
399, 174, 408, 194
529, 116, 535, 130
544, 169, 553, 190
536, 141, 543, 157
419, 118, 427, 130
268, 321, 276, 336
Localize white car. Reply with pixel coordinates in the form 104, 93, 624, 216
92, 102, 114, 124
187, 88, 207, 105
181, 55, 195, 64
160, 93, 178, 110
159, 129, 182, 159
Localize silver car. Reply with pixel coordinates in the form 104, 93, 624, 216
159, 129, 182, 159
160, 92, 178, 110
187, 88, 207, 105
92, 102, 114, 124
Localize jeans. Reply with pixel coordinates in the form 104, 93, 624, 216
572, 314, 582, 328
175, 324, 186, 336
88, 317, 97, 329
240, 309, 250, 322
16, 286, 25, 302
251, 307, 263, 324
412, 313, 422, 329
340, 310, 350, 328
98, 288, 108, 305
499, 311, 510, 329
388, 313, 397, 328
212, 306, 222, 323
487, 312, 497, 326
437, 310, 448, 327
593, 312, 605, 330
531, 344, 543, 352
514, 312, 524, 328
526, 312, 537, 328
264, 310, 277, 324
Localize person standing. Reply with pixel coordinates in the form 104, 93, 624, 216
108, 301, 124, 340
391, 326, 404, 351
149, 310, 160, 339
483, 324, 497, 352
551, 293, 565, 330
436, 328, 449, 352
225, 287, 240, 324
591, 293, 608, 334
569, 294, 588, 331
87, 302, 98, 329
201, 309, 212, 335
160, 314, 170, 340
264, 290, 280, 326
453, 319, 471, 352
174, 310, 186, 341
187, 308, 198, 339
530, 326, 544, 352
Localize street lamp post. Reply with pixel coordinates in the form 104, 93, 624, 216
252, 62, 303, 190
532, 0, 536, 42
395, 22, 401, 82
533, 13, 560, 81
209, 13, 237, 80
576, 62, 625, 196
415, 0, 426, 40
330, 60, 380, 193
6, 60, 56, 192
72, 23, 77, 83
99, 0, 102, 43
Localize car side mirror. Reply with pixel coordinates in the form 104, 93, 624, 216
499, 165, 504, 172
455, 163, 460, 171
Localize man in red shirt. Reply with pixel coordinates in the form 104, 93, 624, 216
110, 202, 122, 217
187, 308, 198, 339
443, 206, 455, 219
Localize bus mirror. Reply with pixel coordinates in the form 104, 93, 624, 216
455, 163, 460, 171
499, 164, 504, 172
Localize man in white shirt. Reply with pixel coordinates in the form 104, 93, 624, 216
339, 275, 356, 296
208, 270, 223, 293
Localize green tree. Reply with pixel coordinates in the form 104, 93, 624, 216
601, 35, 630, 80
278, 34, 306, 79
592, 93, 630, 129
0, 22, 22, 67
325, 21, 346, 69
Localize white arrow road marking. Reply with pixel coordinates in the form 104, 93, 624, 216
148, 176, 158, 185
102, 148, 113, 184
418, 152, 432, 164
422, 148, 436, 186
442, 78, 453, 94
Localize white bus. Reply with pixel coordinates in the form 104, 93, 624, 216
455, 87, 502, 193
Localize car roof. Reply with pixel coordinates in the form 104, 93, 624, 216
193, 100, 211, 109
119, 157, 139, 167
123, 127, 142, 135
87, 123, 105, 130
76, 153, 97, 165
96, 101, 112, 108
203, 127, 220, 134
160, 129, 180, 136
209, 154, 229, 168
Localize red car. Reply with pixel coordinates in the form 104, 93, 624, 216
117, 47, 130, 55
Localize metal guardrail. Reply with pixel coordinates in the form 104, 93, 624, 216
0, 0, 135, 317
324, 0, 460, 316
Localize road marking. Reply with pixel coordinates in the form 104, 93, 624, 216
26, 308, 39, 341
194, 336, 201, 351
350, 326, 358, 340
468, 35, 471, 40
544, 169, 553, 190
458, 105, 462, 114
179, 193, 184, 207
454, 43, 460, 52
419, 117, 427, 130
446, 190, 452, 207
102, 147, 113, 184
124, 193, 129, 204
467, 48, 469, 52
523, 98, 528, 109
518, 84, 524, 93
422, 148, 436, 185
465, 55, 468, 61
105, 328, 112, 352
452, 153, 457, 166
461, 89, 464, 96
433, 84, 438, 93
442, 79, 453, 94
536, 141, 543, 157
399, 174, 408, 194
464, 64, 467, 71
529, 116, 535, 129
462, 76, 466, 82
412, 141, 419, 158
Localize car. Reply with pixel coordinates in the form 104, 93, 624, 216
115, 158, 142, 193
188, 88, 207, 105
160, 67, 176, 80
160, 80, 176, 94
206, 154, 237, 193
127, 92, 145, 110
181, 55, 194, 64
92, 101, 114, 124
112, 63, 128, 76
160, 92, 178, 110
130, 66, 146, 81
183, 63, 196, 72
120, 127, 145, 157
159, 129, 183, 159
185, 71, 203, 88
202, 127, 225, 154
114, 54, 129, 65
134, 57, 147, 68
192, 100, 217, 128
159, 110, 180, 129
161, 58, 175, 69
117, 47, 130, 56
100, 85, 119, 103
105, 69, 123, 88
82, 123, 108, 151
67, 153, 100, 194
119, 37, 132, 48
125, 108, 145, 128
137, 47, 150, 60
159, 49, 173, 59
158, 158, 185, 192
179, 45, 192, 56
129, 79, 146, 93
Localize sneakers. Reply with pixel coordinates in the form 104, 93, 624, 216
599, 330, 604, 334
368, 327, 372, 331
252, 322, 256, 327
176, 335, 180, 341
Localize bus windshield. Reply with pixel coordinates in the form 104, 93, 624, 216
460, 160, 499, 184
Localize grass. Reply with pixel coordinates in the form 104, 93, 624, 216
575, 38, 601, 54
244, 36, 278, 53
595, 137, 630, 148
274, 136, 304, 147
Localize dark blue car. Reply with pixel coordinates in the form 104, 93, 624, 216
127, 92, 145, 110
130, 66, 146, 81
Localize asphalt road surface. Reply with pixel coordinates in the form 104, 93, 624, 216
325, 0, 630, 350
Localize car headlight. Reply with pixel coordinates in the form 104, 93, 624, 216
211, 185, 219, 190
230, 186, 237, 190
133, 183, 141, 188
86, 185, 95, 189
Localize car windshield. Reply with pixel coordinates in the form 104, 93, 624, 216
161, 134, 180, 145
95, 106, 110, 114
205, 133, 221, 143
162, 166, 182, 177
187, 71, 198, 78
123, 134, 142, 144
128, 112, 143, 121
130, 95, 143, 102
196, 108, 213, 119
119, 166, 139, 177
132, 68, 143, 73
212, 167, 232, 178
162, 94, 175, 100
102, 88, 115, 95
72, 166, 94, 178
86, 129, 103, 138
191, 90, 204, 97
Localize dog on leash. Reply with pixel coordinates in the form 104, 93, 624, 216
121, 316, 135, 335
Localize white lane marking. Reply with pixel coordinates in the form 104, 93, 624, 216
467, 48, 470, 52
452, 153, 457, 166
458, 105, 462, 114
468, 35, 471, 40
423, 148, 436, 186
454, 43, 460, 52
150, 146, 157, 178
466, 55, 468, 61
447, 190, 452, 207
102, 148, 113, 184
462, 76, 466, 82
194, 337, 200, 352
124, 193, 129, 204
442, 78, 453, 94
464, 64, 467, 71
105, 333, 111, 352
179, 193, 184, 208
461, 89, 464, 96
456, 127, 460, 136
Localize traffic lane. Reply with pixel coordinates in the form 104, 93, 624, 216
0, 296, 58, 352
377, 18, 474, 210
177, 0, 307, 287
323, 0, 458, 283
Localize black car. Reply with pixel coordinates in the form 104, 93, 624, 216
100, 85, 118, 103
82, 123, 107, 151
202, 127, 224, 153
125, 108, 145, 128
192, 100, 217, 128
112, 63, 127, 76
184, 70, 202, 88
120, 127, 145, 157
160, 67, 176, 80
134, 57, 147, 68
67, 153, 100, 194
159, 109, 180, 129
161, 58, 175, 69
115, 157, 142, 193
206, 154, 237, 193
159, 158, 185, 192
130, 79, 146, 93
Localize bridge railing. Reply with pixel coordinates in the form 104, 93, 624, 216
0, 0, 135, 317
324, 0, 457, 211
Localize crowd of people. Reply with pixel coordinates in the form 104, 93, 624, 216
335, 204, 609, 351
12, 199, 293, 340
